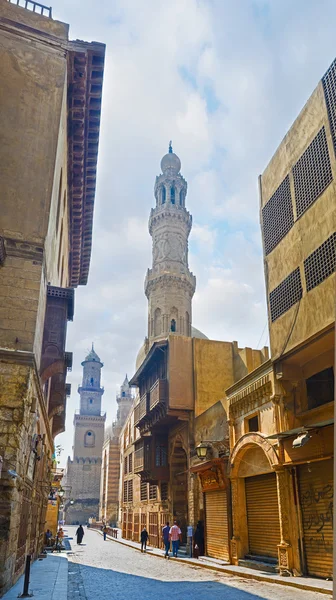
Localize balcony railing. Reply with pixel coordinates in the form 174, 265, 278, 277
134, 446, 144, 473
139, 392, 148, 421
149, 379, 167, 411
134, 403, 140, 426
7, 0, 52, 17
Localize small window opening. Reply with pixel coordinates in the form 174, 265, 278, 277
90, 377, 94, 385
162, 186, 166, 204
179, 190, 184, 205
170, 186, 175, 204
306, 367, 334, 410
248, 415, 259, 432
170, 319, 176, 332
89, 399, 93, 404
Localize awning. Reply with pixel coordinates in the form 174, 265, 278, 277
266, 418, 334, 440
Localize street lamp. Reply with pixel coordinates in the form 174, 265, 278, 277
195, 442, 210, 460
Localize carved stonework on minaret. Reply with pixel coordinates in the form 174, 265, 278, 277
145, 144, 196, 341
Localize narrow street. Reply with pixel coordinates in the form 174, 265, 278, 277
66, 527, 330, 600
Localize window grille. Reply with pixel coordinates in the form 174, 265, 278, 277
161, 482, 168, 501
269, 267, 302, 322
124, 456, 128, 475
149, 484, 157, 500
262, 175, 294, 255
293, 127, 333, 218
123, 480, 128, 503
140, 481, 148, 501
322, 59, 336, 156
304, 232, 336, 292
128, 453, 133, 473
128, 480, 133, 503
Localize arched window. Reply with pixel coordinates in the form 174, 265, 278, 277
170, 319, 176, 332
170, 186, 175, 204
179, 189, 184, 206
162, 186, 166, 204
90, 377, 94, 386
89, 398, 93, 404
154, 308, 162, 337
84, 430, 95, 447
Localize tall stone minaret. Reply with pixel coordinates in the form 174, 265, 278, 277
145, 142, 196, 341
64, 345, 106, 524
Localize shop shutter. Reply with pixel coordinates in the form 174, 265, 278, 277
245, 473, 280, 559
205, 489, 229, 561
298, 458, 333, 578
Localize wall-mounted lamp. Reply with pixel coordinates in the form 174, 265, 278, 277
195, 442, 211, 460
58, 487, 65, 499
292, 431, 311, 449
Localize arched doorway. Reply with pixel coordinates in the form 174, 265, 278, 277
171, 439, 188, 542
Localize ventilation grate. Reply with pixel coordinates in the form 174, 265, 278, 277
293, 127, 333, 219
269, 267, 302, 322
304, 232, 336, 292
262, 175, 294, 255
322, 59, 336, 156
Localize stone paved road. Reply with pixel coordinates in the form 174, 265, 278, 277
66, 526, 330, 600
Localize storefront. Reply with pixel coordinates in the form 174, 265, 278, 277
245, 472, 280, 560
191, 458, 230, 562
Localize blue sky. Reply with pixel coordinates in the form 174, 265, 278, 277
53, 0, 336, 465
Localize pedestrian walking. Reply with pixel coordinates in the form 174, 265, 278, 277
169, 520, 182, 558
194, 521, 204, 556
162, 521, 170, 558
140, 526, 149, 552
76, 524, 84, 545
103, 525, 108, 541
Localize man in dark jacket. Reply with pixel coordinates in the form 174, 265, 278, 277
162, 521, 170, 558
140, 527, 149, 552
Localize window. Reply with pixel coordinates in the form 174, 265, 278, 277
149, 484, 157, 500
161, 482, 168, 501
128, 480, 133, 503
322, 58, 336, 155
306, 367, 334, 410
140, 481, 148, 501
162, 186, 166, 204
179, 189, 184, 206
269, 267, 302, 322
170, 186, 175, 204
84, 430, 95, 447
170, 319, 176, 332
155, 445, 167, 467
89, 399, 93, 404
90, 377, 94, 386
304, 233, 336, 292
293, 127, 333, 218
262, 175, 294, 255
128, 453, 133, 473
123, 481, 128, 503
124, 456, 128, 475
247, 415, 259, 432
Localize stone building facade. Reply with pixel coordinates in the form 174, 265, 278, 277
99, 376, 133, 526
210, 57, 336, 579
0, 1, 105, 594
63, 348, 106, 524
118, 147, 268, 553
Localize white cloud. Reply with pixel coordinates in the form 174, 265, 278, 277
53, 0, 336, 465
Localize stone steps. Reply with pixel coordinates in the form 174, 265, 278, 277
238, 555, 279, 574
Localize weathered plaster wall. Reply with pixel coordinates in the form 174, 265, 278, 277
260, 81, 336, 359
168, 335, 193, 410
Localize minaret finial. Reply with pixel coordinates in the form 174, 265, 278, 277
169, 140, 172, 153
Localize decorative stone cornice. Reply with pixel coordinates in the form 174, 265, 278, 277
145, 272, 196, 298
149, 206, 192, 235
4, 237, 44, 262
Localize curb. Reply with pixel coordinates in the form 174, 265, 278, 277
90, 529, 332, 596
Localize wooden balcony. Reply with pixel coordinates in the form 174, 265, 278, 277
139, 392, 148, 420
134, 403, 140, 427
134, 438, 169, 482
134, 441, 150, 474
149, 379, 167, 411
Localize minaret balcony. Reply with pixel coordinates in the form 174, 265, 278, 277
78, 384, 104, 394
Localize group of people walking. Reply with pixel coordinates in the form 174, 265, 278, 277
140, 520, 182, 558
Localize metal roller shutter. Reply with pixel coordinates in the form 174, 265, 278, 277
298, 458, 333, 578
245, 473, 280, 559
205, 489, 229, 561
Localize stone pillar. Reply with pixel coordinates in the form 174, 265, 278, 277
275, 467, 293, 575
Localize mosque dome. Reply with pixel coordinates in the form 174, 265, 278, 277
160, 141, 181, 175
191, 326, 209, 340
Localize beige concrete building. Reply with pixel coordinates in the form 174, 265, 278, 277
222, 57, 336, 579
0, 1, 105, 593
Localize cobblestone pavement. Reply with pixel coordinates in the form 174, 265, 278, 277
66, 526, 330, 600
